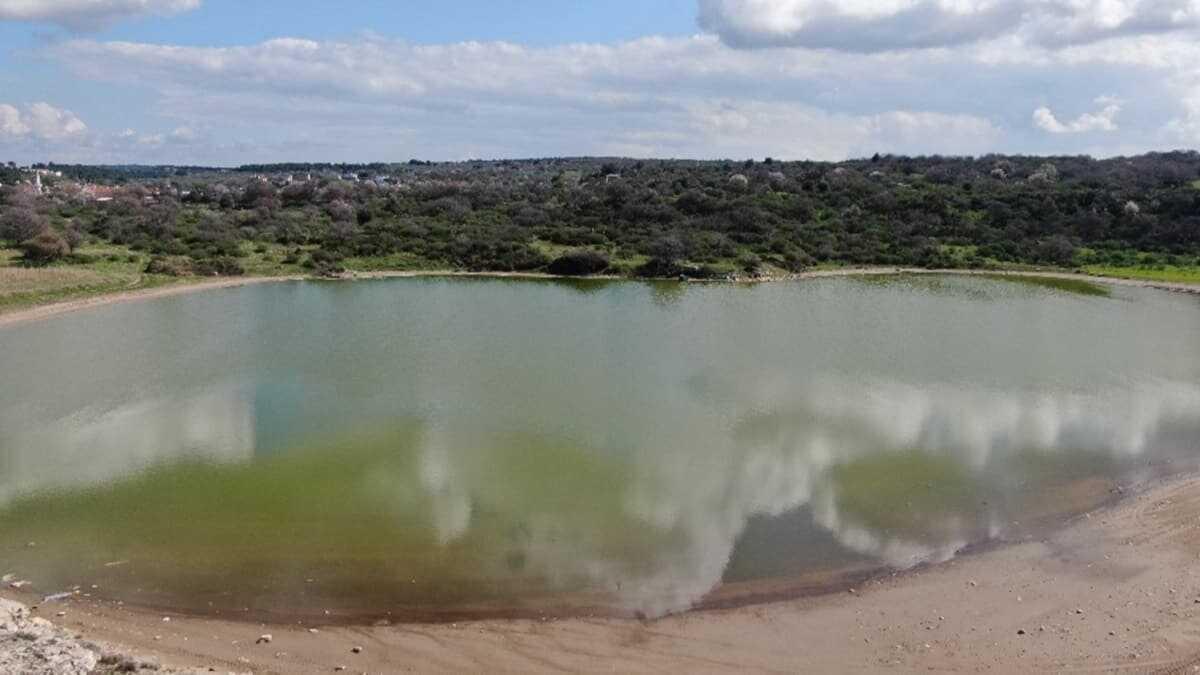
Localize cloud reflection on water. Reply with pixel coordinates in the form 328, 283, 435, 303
414, 375, 1200, 616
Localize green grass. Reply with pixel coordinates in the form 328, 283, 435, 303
342, 251, 435, 272
1085, 265, 1200, 285
0, 241, 312, 316
0, 243, 175, 313
979, 273, 1111, 297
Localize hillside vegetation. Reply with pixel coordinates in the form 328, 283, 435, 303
2, 153, 1199, 285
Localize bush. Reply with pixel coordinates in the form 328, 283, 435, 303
303, 248, 343, 268
20, 230, 70, 265
192, 257, 244, 276
737, 253, 762, 274
547, 249, 610, 276
312, 261, 346, 277
1, 208, 46, 244
145, 256, 192, 276
636, 257, 682, 278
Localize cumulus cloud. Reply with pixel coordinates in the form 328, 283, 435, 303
698, 0, 1200, 51
19, 21, 1198, 162
0, 0, 200, 30
1033, 96, 1122, 133
46, 35, 1019, 161
0, 102, 87, 140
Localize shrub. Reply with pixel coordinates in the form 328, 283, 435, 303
636, 257, 682, 278
1, 208, 46, 244
303, 248, 343, 269
145, 256, 192, 276
737, 253, 762, 274
20, 230, 70, 265
547, 249, 610, 276
192, 257, 244, 276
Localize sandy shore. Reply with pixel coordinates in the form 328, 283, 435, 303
1, 266, 1197, 329
4, 472, 1200, 673
0, 275, 306, 328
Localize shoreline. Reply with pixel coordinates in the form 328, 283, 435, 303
1, 265, 1197, 329
6, 470, 1200, 672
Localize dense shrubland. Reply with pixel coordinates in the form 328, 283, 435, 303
2, 152, 1199, 277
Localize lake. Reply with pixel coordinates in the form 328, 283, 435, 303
1, 274, 1199, 621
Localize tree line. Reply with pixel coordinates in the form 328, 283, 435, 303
2, 152, 1198, 277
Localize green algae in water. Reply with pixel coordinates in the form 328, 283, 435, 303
830, 451, 983, 542
978, 273, 1110, 297
0, 275, 1198, 619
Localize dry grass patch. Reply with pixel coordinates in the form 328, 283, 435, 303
0, 267, 112, 298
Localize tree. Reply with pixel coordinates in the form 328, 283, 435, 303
0, 207, 46, 244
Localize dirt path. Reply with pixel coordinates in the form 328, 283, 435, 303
6, 473, 1200, 673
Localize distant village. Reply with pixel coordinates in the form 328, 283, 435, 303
0, 161, 454, 206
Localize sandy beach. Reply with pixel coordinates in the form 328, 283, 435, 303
3, 471, 1200, 673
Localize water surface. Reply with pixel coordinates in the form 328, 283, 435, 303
1, 275, 1199, 619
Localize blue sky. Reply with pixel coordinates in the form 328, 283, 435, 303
1, 1, 1198, 164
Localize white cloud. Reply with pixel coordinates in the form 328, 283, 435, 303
47, 35, 1020, 162
0, 102, 87, 140
675, 101, 1001, 160
698, 0, 1200, 51
0, 104, 30, 137
0, 0, 200, 30
1166, 88, 1200, 141
18, 22, 1197, 163
1033, 97, 1122, 133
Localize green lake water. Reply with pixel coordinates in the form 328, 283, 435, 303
1, 275, 1199, 620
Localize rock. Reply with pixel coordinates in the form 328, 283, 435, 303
1017, 629, 1026, 635
351, 646, 362, 654
0, 598, 100, 674
255, 634, 272, 644
334, 667, 346, 672
308, 628, 319, 634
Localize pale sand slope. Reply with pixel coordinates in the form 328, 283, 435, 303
1, 266, 1197, 329
5, 474, 1200, 673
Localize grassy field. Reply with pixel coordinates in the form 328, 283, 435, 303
0, 242, 312, 316
1084, 265, 1200, 284
0, 244, 172, 314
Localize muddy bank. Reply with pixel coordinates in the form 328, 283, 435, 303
5, 473, 1200, 673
